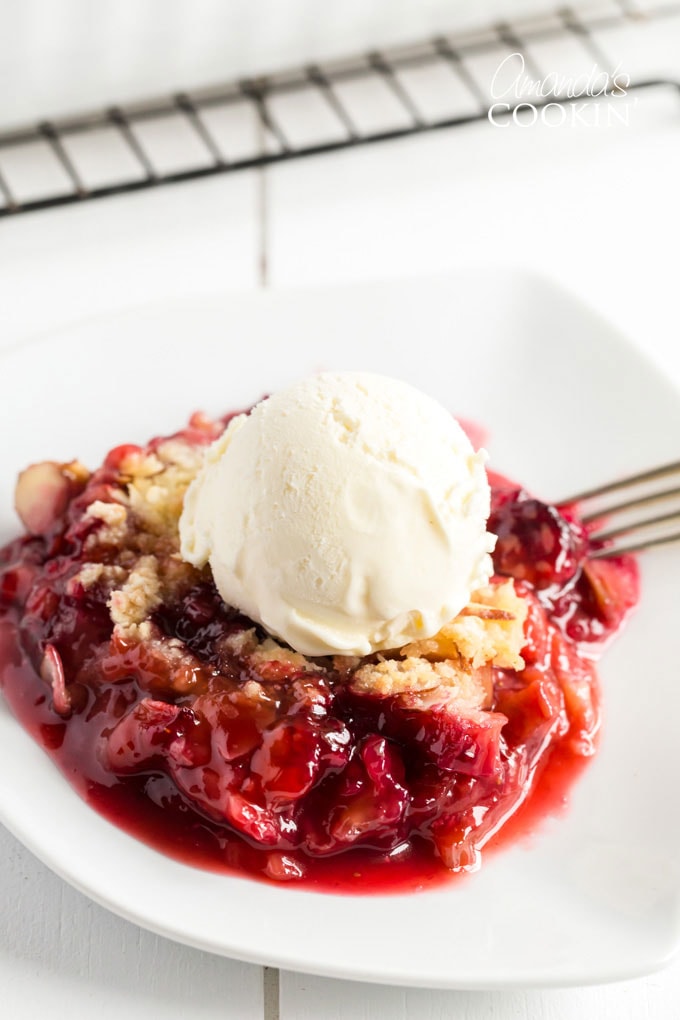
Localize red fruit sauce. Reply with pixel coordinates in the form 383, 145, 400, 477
0, 417, 639, 894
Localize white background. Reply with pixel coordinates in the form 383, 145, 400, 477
1, 2, 679, 1017
0, 0, 614, 128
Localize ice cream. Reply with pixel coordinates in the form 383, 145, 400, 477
179, 372, 496, 656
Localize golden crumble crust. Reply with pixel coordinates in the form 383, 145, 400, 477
352, 656, 491, 706
402, 579, 527, 671
78, 439, 206, 635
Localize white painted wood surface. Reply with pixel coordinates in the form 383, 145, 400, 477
2, 13, 680, 1015
1, 826, 263, 1020
279, 967, 680, 1020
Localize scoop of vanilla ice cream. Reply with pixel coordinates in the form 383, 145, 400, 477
180, 372, 496, 657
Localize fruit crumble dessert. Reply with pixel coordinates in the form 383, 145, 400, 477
0, 374, 638, 891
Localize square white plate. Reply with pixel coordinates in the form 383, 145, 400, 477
1, 268, 679, 988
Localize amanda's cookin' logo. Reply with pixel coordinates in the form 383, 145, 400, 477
488, 52, 633, 127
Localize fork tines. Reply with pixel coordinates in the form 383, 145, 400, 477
560, 460, 680, 558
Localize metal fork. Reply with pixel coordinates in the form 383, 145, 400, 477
560, 460, 680, 558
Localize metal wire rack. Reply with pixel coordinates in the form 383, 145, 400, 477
0, 2, 678, 218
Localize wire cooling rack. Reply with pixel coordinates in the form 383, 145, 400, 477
0, 2, 678, 217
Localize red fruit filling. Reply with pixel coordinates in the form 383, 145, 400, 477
488, 471, 639, 645
0, 416, 638, 893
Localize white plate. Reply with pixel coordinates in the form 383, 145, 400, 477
1, 269, 679, 989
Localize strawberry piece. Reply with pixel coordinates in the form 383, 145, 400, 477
364, 686, 507, 778
249, 718, 323, 803
264, 852, 305, 881
106, 699, 211, 771
416, 703, 505, 776
193, 685, 278, 762
0, 562, 41, 608
222, 791, 281, 845
327, 737, 408, 846
489, 494, 588, 594
107, 699, 183, 770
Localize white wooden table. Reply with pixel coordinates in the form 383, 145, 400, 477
2, 16, 680, 1015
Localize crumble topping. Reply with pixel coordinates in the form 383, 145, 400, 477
250, 637, 319, 672
83, 500, 129, 546
352, 656, 490, 705
117, 449, 164, 478
127, 443, 203, 536
71, 562, 127, 591
156, 439, 205, 471
351, 581, 525, 699
220, 628, 258, 657
109, 555, 162, 634
74, 440, 206, 636
219, 629, 324, 673
402, 580, 527, 671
